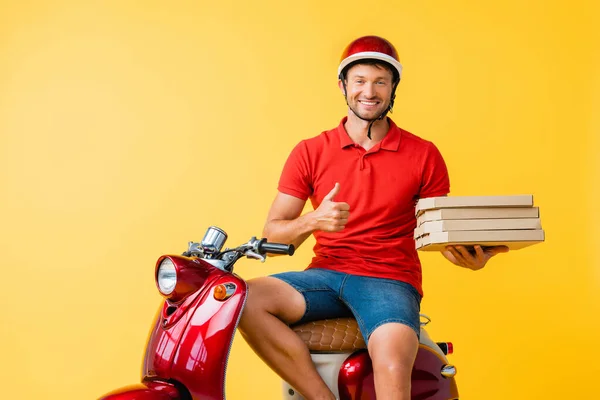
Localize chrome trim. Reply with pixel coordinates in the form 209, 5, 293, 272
246, 250, 266, 262
221, 281, 248, 399
441, 364, 457, 378
186, 241, 204, 257
215, 283, 237, 300
201, 226, 228, 254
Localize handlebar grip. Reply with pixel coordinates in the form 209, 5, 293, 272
257, 239, 295, 256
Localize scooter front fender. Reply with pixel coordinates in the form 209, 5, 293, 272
98, 380, 181, 400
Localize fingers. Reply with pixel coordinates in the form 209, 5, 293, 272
474, 245, 485, 260
323, 182, 340, 201
456, 246, 476, 262
447, 244, 508, 271
316, 220, 347, 232
330, 210, 350, 221
446, 246, 468, 266
488, 245, 509, 255
326, 216, 349, 231
336, 202, 350, 211
446, 246, 481, 270
338, 210, 350, 219
315, 211, 349, 232
330, 224, 346, 232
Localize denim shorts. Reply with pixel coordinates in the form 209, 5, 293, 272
271, 268, 422, 343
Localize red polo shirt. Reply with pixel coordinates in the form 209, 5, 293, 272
278, 117, 450, 296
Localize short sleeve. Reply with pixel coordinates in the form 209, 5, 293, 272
277, 141, 313, 200
419, 142, 450, 198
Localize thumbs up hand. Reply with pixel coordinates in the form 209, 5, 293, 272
313, 183, 350, 232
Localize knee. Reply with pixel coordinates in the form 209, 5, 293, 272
369, 336, 418, 378
240, 278, 268, 317
239, 278, 283, 325
372, 359, 413, 378
239, 276, 305, 328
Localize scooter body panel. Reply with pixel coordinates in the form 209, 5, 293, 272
338, 345, 459, 400
140, 256, 248, 399
99, 381, 180, 400
169, 273, 247, 399
143, 256, 225, 381
282, 353, 352, 399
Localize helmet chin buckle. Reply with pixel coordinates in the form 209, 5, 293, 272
348, 103, 393, 140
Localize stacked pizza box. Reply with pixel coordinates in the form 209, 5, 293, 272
414, 195, 545, 251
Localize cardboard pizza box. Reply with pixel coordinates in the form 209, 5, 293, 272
415, 195, 534, 216
415, 229, 545, 251
417, 207, 540, 226
414, 218, 542, 239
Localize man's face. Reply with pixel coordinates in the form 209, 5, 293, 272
339, 63, 395, 121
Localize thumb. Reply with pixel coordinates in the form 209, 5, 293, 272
492, 246, 510, 254
486, 245, 510, 256
323, 182, 340, 202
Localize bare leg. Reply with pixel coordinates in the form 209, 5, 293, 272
238, 277, 335, 400
368, 323, 419, 400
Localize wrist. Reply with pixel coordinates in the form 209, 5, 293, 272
300, 211, 320, 233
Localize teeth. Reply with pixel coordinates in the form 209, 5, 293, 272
360, 101, 377, 105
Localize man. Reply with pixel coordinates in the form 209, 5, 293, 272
238, 36, 508, 400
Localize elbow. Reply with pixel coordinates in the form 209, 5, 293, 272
261, 220, 288, 246
262, 221, 273, 240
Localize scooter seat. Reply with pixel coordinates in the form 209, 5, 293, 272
292, 318, 366, 352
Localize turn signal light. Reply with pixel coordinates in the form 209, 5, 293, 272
213, 282, 236, 301
214, 285, 227, 300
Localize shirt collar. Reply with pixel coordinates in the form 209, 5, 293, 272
337, 117, 402, 151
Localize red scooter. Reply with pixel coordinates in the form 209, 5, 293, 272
99, 226, 459, 400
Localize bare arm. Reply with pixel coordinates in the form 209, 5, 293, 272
263, 183, 350, 252
262, 192, 316, 250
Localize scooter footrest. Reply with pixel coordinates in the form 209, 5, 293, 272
292, 317, 366, 352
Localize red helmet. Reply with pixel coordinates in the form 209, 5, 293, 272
338, 35, 402, 80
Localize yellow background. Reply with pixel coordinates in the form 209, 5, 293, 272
1, 1, 598, 399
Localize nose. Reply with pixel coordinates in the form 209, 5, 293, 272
363, 83, 376, 98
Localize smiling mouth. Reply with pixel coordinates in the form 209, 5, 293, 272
358, 100, 379, 106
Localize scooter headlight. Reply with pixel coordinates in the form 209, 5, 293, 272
157, 258, 177, 295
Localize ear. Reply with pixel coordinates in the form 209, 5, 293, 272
338, 79, 346, 96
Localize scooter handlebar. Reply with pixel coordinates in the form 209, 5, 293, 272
257, 239, 295, 256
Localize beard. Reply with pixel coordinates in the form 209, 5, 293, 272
348, 99, 390, 121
